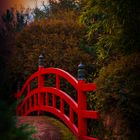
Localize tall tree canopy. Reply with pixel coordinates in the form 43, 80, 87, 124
80, 0, 140, 63
80, 0, 140, 139
9, 10, 94, 89
49, 0, 80, 11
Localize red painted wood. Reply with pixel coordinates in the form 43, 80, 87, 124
53, 94, 56, 108
30, 97, 32, 109
81, 83, 96, 91
82, 110, 100, 119
60, 98, 64, 114
34, 94, 37, 106
46, 93, 49, 106
16, 67, 99, 140
70, 107, 74, 123
78, 80, 87, 138
56, 74, 60, 89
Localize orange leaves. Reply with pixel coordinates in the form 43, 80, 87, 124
11, 10, 94, 83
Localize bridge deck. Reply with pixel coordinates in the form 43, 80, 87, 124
17, 116, 76, 140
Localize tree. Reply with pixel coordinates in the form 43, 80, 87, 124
49, 0, 81, 14
0, 8, 36, 140
0, 101, 36, 140
1, 8, 15, 31
80, 0, 140, 139
7, 10, 95, 119
95, 53, 140, 139
9, 10, 94, 91
80, 0, 140, 64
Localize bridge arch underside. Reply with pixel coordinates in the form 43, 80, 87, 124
17, 87, 79, 137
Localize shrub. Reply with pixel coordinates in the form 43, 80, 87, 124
93, 53, 140, 139
9, 11, 94, 92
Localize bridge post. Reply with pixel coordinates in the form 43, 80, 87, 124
77, 63, 87, 139
38, 54, 45, 115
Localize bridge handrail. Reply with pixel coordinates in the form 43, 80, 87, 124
40, 67, 78, 89
16, 87, 79, 136
16, 55, 99, 140
16, 67, 78, 99
17, 87, 78, 114
16, 71, 39, 98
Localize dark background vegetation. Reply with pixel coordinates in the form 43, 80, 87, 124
0, 0, 140, 139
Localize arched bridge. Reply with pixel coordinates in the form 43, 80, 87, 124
15, 55, 99, 140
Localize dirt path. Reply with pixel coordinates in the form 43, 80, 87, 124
18, 116, 62, 140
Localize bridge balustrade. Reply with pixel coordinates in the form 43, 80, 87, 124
15, 55, 99, 140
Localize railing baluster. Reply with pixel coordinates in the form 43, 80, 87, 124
46, 93, 49, 106
53, 94, 56, 108
70, 107, 74, 123
40, 93, 43, 106
37, 92, 40, 115
37, 94, 39, 107
34, 94, 36, 106
60, 98, 64, 114
30, 97, 32, 109
43, 93, 45, 105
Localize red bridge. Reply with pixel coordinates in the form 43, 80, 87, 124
15, 55, 99, 140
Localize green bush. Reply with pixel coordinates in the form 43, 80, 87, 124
0, 101, 36, 140
93, 53, 140, 139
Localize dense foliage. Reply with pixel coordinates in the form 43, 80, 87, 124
10, 10, 94, 89
94, 53, 140, 139
49, 0, 80, 11
80, 0, 140, 139
80, 0, 140, 64
0, 8, 35, 140
1, 8, 27, 32
0, 101, 36, 140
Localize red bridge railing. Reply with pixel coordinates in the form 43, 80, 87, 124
15, 54, 99, 140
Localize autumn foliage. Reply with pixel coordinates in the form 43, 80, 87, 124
10, 10, 94, 85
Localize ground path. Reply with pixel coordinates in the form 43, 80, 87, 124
18, 116, 76, 140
